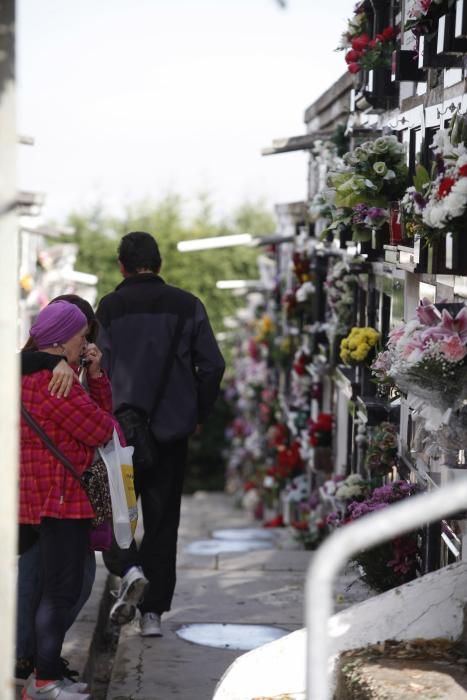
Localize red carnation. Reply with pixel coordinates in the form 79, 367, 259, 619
438, 177, 456, 198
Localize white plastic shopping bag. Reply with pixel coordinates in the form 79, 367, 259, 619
99, 428, 138, 549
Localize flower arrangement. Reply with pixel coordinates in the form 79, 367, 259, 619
418, 130, 467, 238
405, 0, 453, 38
328, 136, 408, 242
325, 260, 363, 336
308, 412, 333, 447
337, 4, 398, 74
365, 422, 399, 477
290, 473, 368, 550
255, 314, 275, 345
283, 281, 315, 319
344, 26, 398, 74
337, 480, 419, 592
333, 473, 369, 502
330, 136, 408, 208
337, 2, 368, 51
292, 251, 312, 284
292, 349, 312, 377
340, 326, 380, 364
371, 299, 467, 430
351, 204, 389, 238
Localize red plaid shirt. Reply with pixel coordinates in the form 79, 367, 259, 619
20, 370, 115, 523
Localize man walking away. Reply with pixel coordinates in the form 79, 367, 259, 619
96, 231, 225, 637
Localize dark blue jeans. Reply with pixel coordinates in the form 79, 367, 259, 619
16, 538, 96, 660
34, 518, 92, 680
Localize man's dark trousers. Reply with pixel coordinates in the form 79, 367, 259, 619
103, 437, 188, 615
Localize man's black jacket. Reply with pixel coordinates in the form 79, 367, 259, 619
96, 274, 225, 442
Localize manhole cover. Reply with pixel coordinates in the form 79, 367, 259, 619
212, 528, 274, 541
176, 623, 289, 650
184, 539, 274, 555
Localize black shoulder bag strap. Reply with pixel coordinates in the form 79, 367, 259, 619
20, 404, 83, 483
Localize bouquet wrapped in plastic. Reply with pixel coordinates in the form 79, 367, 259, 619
371, 300, 467, 460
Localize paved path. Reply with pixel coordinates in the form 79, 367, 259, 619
106, 491, 310, 700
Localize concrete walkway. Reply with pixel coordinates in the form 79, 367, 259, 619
106, 491, 309, 700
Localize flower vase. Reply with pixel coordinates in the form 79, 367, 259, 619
389, 202, 402, 246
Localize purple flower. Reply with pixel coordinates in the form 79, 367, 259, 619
413, 191, 427, 210
367, 207, 386, 219
435, 153, 446, 176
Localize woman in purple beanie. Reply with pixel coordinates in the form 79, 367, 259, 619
20, 300, 115, 700
16, 296, 100, 688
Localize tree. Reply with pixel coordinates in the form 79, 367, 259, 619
66, 193, 275, 334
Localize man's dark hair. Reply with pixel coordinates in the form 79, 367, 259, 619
118, 231, 162, 274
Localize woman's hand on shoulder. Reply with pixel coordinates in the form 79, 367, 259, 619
48, 359, 76, 398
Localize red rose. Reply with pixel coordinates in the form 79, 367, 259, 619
351, 33, 370, 51
368, 39, 378, 49
345, 49, 362, 64
347, 62, 361, 74
438, 177, 456, 198
459, 165, 467, 177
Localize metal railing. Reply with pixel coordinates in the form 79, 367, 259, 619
305, 479, 467, 700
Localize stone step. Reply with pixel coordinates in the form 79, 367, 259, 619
335, 639, 467, 700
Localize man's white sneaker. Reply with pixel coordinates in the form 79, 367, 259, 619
109, 566, 148, 626
140, 612, 163, 637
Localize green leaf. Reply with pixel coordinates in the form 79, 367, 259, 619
413, 165, 430, 193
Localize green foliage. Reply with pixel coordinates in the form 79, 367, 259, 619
65, 194, 275, 335
413, 164, 430, 193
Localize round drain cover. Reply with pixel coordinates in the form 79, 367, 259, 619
176, 623, 289, 650
184, 539, 274, 555
212, 528, 274, 541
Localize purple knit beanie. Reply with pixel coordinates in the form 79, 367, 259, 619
30, 300, 88, 349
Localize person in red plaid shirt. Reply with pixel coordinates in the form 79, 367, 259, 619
20, 300, 115, 700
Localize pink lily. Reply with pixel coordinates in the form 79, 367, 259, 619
416, 298, 440, 326
438, 307, 467, 343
